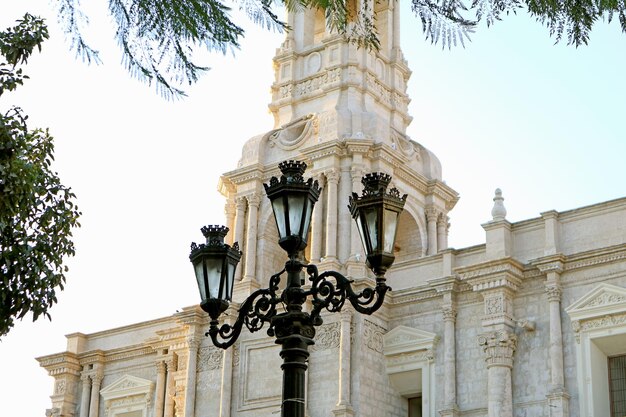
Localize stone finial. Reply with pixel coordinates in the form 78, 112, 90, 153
491, 188, 507, 221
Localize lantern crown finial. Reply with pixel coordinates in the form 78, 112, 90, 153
278, 160, 307, 180
361, 172, 392, 195
201, 225, 229, 244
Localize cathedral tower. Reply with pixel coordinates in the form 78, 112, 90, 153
220, 2, 458, 297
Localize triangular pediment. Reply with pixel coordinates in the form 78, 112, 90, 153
100, 374, 154, 401
565, 283, 626, 321
383, 326, 438, 356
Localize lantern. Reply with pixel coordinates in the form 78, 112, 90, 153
189, 225, 241, 319
348, 173, 406, 277
264, 160, 321, 258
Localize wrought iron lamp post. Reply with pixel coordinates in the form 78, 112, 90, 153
189, 160, 406, 417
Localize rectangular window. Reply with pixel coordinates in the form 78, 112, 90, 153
408, 396, 422, 417
609, 354, 626, 417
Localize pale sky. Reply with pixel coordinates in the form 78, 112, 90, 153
1, 1, 625, 415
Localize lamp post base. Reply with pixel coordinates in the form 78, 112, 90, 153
273, 310, 315, 417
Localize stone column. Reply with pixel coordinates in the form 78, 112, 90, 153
325, 169, 340, 262
310, 174, 325, 263
333, 309, 354, 416
219, 348, 234, 417
184, 339, 199, 417
88, 371, 103, 417
233, 197, 247, 281
164, 357, 177, 417
224, 201, 236, 245
425, 207, 439, 255
437, 214, 449, 252
441, 306, 458, 416
79, 372, 91, 417
243, 193, 260, 282
538, 259, 570, 417
337, 167, 351, 263
155, 361, 167, 417
349, 166, 364, 260
478, 331, 517, 417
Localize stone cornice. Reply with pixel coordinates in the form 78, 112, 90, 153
343, 139, 375, 155
427, 275, 462, 294
78, 350, 105, 365
426, 180, 460, 211
303, 141, 346, 163
389, 286, 439, 306
530, 253, 567, 274
563, 243, 626, 272
455, 258, 525, 292
481, 219, 512, 232
37, 352, 82, 376
220, 163, 265, 187
174, 305, 206, 327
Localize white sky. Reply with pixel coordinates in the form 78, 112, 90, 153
1, 1, 625, 415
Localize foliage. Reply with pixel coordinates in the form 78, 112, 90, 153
414, 0, 626, 48
0, 15, 81, 337
51, 0, 626, 98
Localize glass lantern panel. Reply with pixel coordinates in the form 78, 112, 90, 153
364, 207, 379, 252
224, 262, 236, 301
204, 257, 223, 299
383, 209, 399, 253
194, 260, 207, 300
355, 215, 369, 254
287, 194, 306, 237
272, 197, 287, 238
301, 199, 313, 242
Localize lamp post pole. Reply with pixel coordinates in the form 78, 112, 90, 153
189, 160, 406, 417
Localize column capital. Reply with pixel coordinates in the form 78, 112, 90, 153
545, 285, 563, 302
339, 307, 353, 322
186, 336, 201, 350
350, 166, 365, 180
235, 196, 247, 210
91, 371, 104, 385
478, 331, 517, 368
326, 169, 340, 184
156, 360, 167, 373
246, 193, 261, 208
80, 372, 91, 384
442, 306, 457, 322
224, 201, 235, 217
425, 206, 440, 221
166, 356, 178, 371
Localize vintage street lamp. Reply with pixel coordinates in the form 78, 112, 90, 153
189, 160, 406, 417
189, 225, 242, 320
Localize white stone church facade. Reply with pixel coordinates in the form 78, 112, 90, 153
38, 4, 626, 417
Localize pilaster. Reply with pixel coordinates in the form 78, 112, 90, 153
233, 196, 247, 281
532, 254, 570, 417
243, 192, 261, 283
429, 274, 460, 417
425, 207, 439, 255
310, 173, 325, 263
457, 258, 523, 417
37, 352, 82, 417
88, 368, 103, 417
478, 330, 517, 417
324, 169, 340, 263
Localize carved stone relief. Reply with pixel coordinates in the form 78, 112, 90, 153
363, 320, 386, 353
311, 322, 341, 351
197, 346, 223, 372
